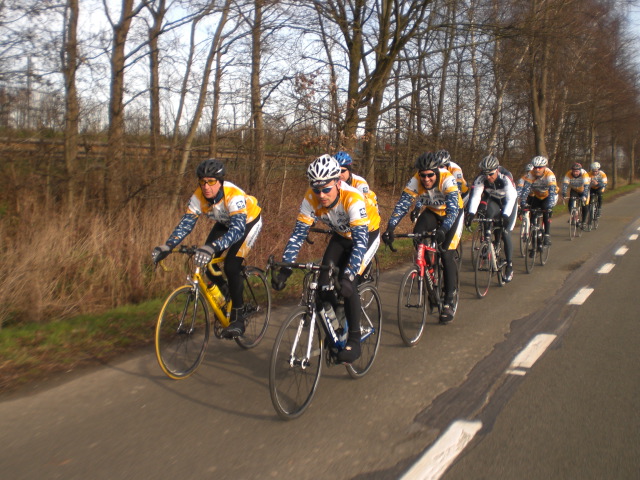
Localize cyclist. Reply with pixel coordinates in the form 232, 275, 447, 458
151, 158, 263, 339
561, 162, 590, 227
519, 155, 558, 246
465, 155, 517, 283
589, 162, 607, 218
335, 150, 380, 215
516, 163, 534, 201
410, 149, 468, 222
271, 154, 381, 363
383, 152, 464, 324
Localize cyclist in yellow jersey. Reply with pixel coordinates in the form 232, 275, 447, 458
272, 155, 380, 363
335, 150, 380, 216
519, 155, 558, 246
151, 158, 262, 338
561, 162, 590, 227
383, 152, 464, 324
589, 162, 607, 217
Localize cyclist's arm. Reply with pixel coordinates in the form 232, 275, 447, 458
282, 220, 311, 263
547, 184, 558, 207
520, 181, 532, 207
165, 213, 199, 248
210, 213, 246, 252
467, 178, 485, 215
388, 191, 415, 229
441, 190, 460, 232
345, 224, 368, 279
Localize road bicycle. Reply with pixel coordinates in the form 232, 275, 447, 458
473, 217, 507, 298
523, 208, 551, 274
519, 206, 530, 257
305, 226, 380, 289
267, 256, 382, 420
469, 209, 487, 266
585, 193, 601, 231
387, 231, 459, 347
566, 196, 583, 240
155, 246, 271, 380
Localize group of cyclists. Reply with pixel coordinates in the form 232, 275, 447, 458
151, 151, 607, 364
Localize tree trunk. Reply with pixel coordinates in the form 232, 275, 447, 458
62, 0, 79, 210
249, 0, 265, 191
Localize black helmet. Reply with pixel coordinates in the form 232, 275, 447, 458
196, 158, 225, 179
479, 155, 500, 173
415, 152, 439, 171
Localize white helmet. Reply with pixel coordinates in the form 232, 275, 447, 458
591, 162, 600, 170
531, 155, 548, 168
307, 154, 341, 187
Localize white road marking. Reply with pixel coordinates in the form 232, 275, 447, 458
629, 234, 638, 241
615, 246, 628, 256
569, 287, 594, 305
597, 263, 615, 274
507, 334, 557, 372
401, 420, 482, 480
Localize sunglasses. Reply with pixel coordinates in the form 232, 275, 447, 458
198, 178, 218, 186
419, 172, 436, 179
340, 168, 349, 173
312, 184, 335, 195
534, 166, 545, 169
484, 170, 497, 177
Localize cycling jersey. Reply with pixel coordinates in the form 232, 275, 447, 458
468, 170, 517, 218
346, 173, 381, 222
519, 168, 558, 207
283, 182, 372, 278
561, 169, 590, 198
590, 170, 608, 191
389, 169, 463, 233
166, 181, 261, 253
447, 161, 468, 194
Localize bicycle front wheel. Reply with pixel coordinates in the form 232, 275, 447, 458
347, 284, 382, 379
592, 204, 599, 230
269, 307, 322, 420
470, 227, 482, 265
397, 266, 428, 347
474, 242, 492, 298
540, 242, 550, 265
525, 230, 537, 273
155, 285, 210, 380
519, 215, 529, 257
569, 208, 578, 240
235, 267, 271, 349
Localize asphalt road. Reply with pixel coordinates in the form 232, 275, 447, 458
1, 190, 639, 480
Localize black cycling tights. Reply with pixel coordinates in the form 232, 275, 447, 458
486, 198, 515, 264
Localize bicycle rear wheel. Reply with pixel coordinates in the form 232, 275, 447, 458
592, 204, 600, 230
474, 242, 492, 298
155, 285, 210, 380
269, 307, 322, 420
496, 239, 507, 287
470, 227, 482, 266
525, 230, 537, 273
235, 267, 271, 349
347, 284, 382, 378
359, 254, 380, 290
397, 266, 428, 347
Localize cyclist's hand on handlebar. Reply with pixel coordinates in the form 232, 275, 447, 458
152, 244, 171, 264
435, 228, 446, 245
410, 207, 421, 223
271, 267, 292, 291
382, 228, 395, 246
194, 244, 215, 267
465, 213, 475, 228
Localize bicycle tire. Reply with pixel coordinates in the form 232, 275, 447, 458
569, 207, 578, 240
455, 241, 463, 273
235, 267, 272, 349
525, 229, 537, 273
155, 285, 210, 380
346, 284, 382, 378
519, 214, 529, 257
540, 242, 550, 265
592, 204, 599, 230
269, 307, 322, 420
397, 266, 428, 347
474, 242, 492, 298
359, 254, 380, 290
496, 238, 506, 287
470, 227, 482, 266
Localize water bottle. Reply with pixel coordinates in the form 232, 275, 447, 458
208, 284, 226, 306
323, 302, 339, 331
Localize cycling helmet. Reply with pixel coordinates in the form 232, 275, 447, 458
307, 154, 341, 187
591, 162, 600, 170
334, 151, 352, 166
479, 154, 500, 173
415, 152, 440, 171
196, 158, 225, 179
436, 149, 451, 167
524, 163, 534, 173
572, 162, 582, 170
531, 155, 548, 167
